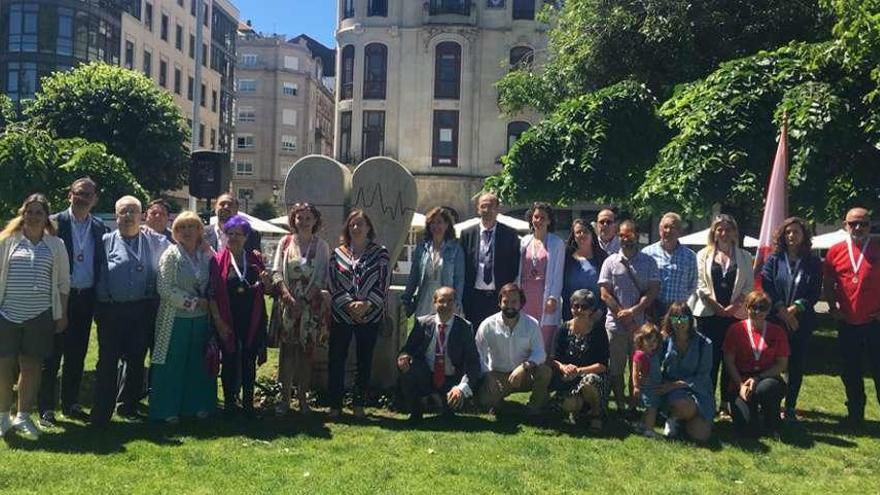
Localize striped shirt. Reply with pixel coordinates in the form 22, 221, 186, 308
0, 238, 53, 323
329, 243, 389, 324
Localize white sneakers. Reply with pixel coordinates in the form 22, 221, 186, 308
12, 413, 42, 439
0, 412, 12, 437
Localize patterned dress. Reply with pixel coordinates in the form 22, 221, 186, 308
271, 234, 330, 349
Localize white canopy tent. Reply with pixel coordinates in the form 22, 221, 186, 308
679, 228, 760, 248
811, 229, 848, 250
454, 214, 531, 236
211, 212, 289, 235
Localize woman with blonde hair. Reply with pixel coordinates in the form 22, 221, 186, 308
0, 194, 69, 439
149, 211, 216, 423
690, 214, 754, 417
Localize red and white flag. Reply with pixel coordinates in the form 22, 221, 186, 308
754, 121, 789, 288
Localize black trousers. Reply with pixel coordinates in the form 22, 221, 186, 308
698, 315, 736, 404
731, 376, 786, 436
399, 359, 459, 414
221, 343, 258, 411
838, 320, 880, 419
39, 289, 95, 413
327, 320, 379, 409
464, 289, 498, 331
91, 300, 155, 424
784, 317, 814, 412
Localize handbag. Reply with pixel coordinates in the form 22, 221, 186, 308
203, 335, 221, 376
620, 257, 661, 323
266, 296, 284, 348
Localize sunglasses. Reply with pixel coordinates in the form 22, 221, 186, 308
571, 304, 593, 311
669, 315, 690, 324
847, 221, 869, 228
751, 305, 771, 313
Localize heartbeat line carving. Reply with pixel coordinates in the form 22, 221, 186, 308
353, 183, 416, 220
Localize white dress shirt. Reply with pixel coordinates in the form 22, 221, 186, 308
475, 311, 545, 373
474, 223, 496, 291
424, 314, 472, 397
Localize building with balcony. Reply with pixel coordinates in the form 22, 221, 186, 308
334, 0, 546, 217
233, 29, 335, 209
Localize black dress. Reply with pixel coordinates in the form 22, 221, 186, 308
550, 320, 610, 411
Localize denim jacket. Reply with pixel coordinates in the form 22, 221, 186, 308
401, 240, 465, 315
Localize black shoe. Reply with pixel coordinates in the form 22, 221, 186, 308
39, 411, 57, 428
117, 407, 144, 422
63, 404, 89, 421
408, 411, 423, 423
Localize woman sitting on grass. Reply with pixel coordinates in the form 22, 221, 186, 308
658, 303, 714, 442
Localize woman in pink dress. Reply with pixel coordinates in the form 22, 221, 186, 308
519, 202, 566, 357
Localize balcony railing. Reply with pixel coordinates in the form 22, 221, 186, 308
428, 0, 471, 16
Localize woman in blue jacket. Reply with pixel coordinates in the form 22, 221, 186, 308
402, 207, 465, 317
760, 217, 822, 422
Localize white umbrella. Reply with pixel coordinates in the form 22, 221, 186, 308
268, 215, 289, 228
812, 229, 847, 250
454, 214, 531, 236
679, 228, 760, 248
211, 212, 289, 235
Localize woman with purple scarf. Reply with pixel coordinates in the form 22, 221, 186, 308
209, 215, 269, 418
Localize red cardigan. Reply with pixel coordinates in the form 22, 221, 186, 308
210, 248, 267, 353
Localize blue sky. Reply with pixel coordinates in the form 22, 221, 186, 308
235, 0, 337, 47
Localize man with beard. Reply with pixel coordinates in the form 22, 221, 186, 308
596, 209, 620, 254
204, 193, 261, 253
599, 220, 660, 413
475, 283, 551, 417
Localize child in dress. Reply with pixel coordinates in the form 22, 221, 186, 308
632, 323, 663, 438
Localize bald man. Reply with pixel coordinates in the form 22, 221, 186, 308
823, 207, 880, 427
204, 193, 262, 253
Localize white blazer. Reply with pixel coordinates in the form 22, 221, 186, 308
689, 245, 754, 317
518, 232, 566, 326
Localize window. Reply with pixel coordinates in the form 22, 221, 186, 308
434, 42, 461, 99
507, 121, 530, 152
189, 34, 195, 58
143, 50, 152, 76
124, 41, 135, 69
174, 68, 182, 94
513, 0, 535, 20
432, 110, 459, 167
283, 109, 297, 126
191, 0, 197, 16
363, 43, 387, 100
202, 43, 208, 66
237, 189, 254, 202
5, 62, 37, 101
200, 83, 206, 107
159, 60, 168, 87
368, 0, 388, 16
175, 24, 183, 50
203, 3, 209, 26
238, 79, 257, 92
242, 53, 257, 67
237, 107, 255, 122
187, 76, 194, 100
235, 161, 254, 176
237, 135, 255, 149
178, 0, 184, 6
362, 111, 385, 159
7, 5, 38, 53
211, 90, 217, 112
342, 0, 355, 19
210, 128, 216, 149
282, 82, 298, 96
339, 111, 352, 163
199, 123, 205, 147
284, 56, 299, 70
281, 135, 298, 152
509, 46, 534, 69
429, 0, 470, 15
144, 3, 153, 31
340, 45, 354, 100
160, 14, 169, 41
57, 8, 73, 56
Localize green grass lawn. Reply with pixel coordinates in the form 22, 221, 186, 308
2, 317, 879, 494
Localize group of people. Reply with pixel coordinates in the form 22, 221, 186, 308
0, 181, 877, 445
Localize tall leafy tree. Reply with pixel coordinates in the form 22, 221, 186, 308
26, 62, 190, 194
0, 94, 13, 132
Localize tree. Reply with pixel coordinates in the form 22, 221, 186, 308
0, 94, 12, 132
25, 62, 190, 195
0, 128, 147, 218
250, 200, 278, 221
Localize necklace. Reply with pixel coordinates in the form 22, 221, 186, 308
846, 237, 870, 284
230, 250, 248, 294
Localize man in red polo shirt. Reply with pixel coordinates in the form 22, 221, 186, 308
823, 207, 880, 427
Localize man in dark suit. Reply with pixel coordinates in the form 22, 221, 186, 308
40, 177, 108, 426
397, 287, 482, 421
204, 193, 262, 253
459, 192, 520, 330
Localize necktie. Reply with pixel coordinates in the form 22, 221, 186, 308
482, 229, 494, 285
433, 323, 447, 390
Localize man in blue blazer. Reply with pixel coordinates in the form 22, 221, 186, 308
397, 287, 482, 421
459, 193, 520, 331
40, 177, 108, 426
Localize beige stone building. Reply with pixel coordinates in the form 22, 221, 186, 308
120, 0, 239, 155
232, 30, 336, 210
334, 0, 546, 217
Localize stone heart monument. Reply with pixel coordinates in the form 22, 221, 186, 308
283, 155, 417, 390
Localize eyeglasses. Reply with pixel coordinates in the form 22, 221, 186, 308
751, 305, 771, 313
669, 315, 690, 324
847, 221, 869, 228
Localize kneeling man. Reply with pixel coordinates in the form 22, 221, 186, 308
398, 287, 481, 421
476, 283, 551, 416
